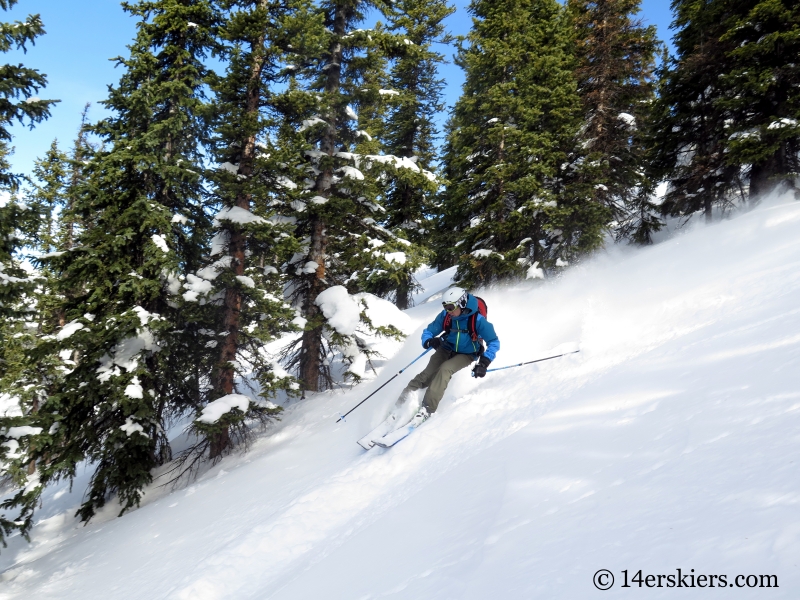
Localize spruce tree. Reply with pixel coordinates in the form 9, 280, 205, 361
286, 0, 409, 393
438, 0, 590, 287
0, 169, 42, 496
649, 0, 799, 220
0, 0, 57, 547
59, 104, 93, 257
0, 0, 57, 337
1, 113, 112, 547
650, 0, 742, 221
369, 0, 451, 309
328, 29, 430, 313
568, 0, 660, 241
718, 0, 800, 198
28, 140, 68, 253
383, 0, 450, 238
8, 0, 219, 529
189, 0, 307, 460
0, 1, 56, 188
618, 116, 663, 242
0, 142, 69, 490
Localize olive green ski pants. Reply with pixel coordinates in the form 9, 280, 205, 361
397, 348, 474, 414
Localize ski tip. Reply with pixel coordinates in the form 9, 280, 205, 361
356, 440, 374, 451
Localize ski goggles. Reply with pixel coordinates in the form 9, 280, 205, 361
442, 291, 468, 313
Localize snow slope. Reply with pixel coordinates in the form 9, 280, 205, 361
3, 194, 800, 598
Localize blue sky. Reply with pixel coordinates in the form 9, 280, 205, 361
4, 0, 675, 177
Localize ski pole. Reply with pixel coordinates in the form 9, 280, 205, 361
480, 349, 580, 375
336, 347, 432, 423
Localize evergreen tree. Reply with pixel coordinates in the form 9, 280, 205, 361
618, 121, 663, 243
28, 140, 68, 253
718, 0, 800, 199
568, 0, 660, 241
1, 109, 93, 497
330, 28, 430, 313
650, 0, 742, 222
0, 169, 41, 495
369, 0, 451, 309
0, 0, 57, 547
438, 0, 590, 287
286, 0, 409, 393
0, 142, 69, 496
0, 0, 57, 340
0, 180, 37, 338
189, 0, 309, 460
0, 1, 56, 189
59, 103, 94, 256
7, 0, 219, 531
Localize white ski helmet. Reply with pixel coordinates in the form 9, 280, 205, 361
442, 287, 468, 310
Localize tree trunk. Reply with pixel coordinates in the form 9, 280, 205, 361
496, 120, 506, 250
26, 396, 39, 475
532, 214, 543, 266
395, 280, 410, 311
391, 101, 418, 311
749, 148, 784, 201
299, 218, 328, 392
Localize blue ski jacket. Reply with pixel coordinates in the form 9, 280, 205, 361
421, 293, 500, 361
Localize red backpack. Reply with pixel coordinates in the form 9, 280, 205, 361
443, 296, 488, 342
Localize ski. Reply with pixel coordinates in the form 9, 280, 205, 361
373, 419, 425, 448
357, 413, 401, 450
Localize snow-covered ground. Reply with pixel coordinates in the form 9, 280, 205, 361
3, 194, 800, 598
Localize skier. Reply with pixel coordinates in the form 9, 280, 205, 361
397, 287, 500, 427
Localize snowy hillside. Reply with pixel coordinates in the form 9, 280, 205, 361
3, 193, 800, 598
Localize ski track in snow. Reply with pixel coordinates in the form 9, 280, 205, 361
4, 193, 800, 598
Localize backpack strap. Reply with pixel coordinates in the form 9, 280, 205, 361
468, 313, 480, 341
445, 311, 481, 339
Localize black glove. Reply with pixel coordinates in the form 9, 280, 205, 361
472, 355, 491, 378
423, 336, 442, 351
